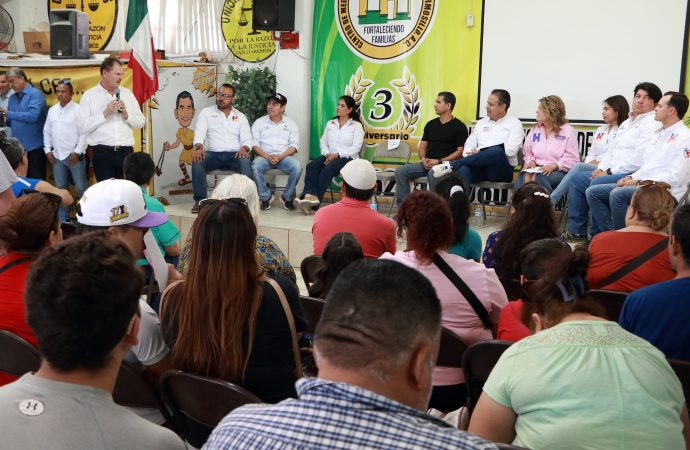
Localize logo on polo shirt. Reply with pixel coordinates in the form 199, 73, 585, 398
110, 205, 129, 223
595, 132, 604, 141
18, 399, 44, 416
684, 147, 690, 159
668, 133, 679, 143
532, 133, 541, 142
557, 135, 566, 141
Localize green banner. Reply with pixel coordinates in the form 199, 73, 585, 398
310, 0, 481, 160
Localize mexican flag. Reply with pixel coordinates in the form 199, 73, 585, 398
125, 0, 158, 105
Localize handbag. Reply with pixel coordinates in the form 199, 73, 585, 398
594, 237, 669, 289
262, 275, 304, 378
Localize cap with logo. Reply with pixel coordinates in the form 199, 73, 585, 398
77, 179, 168, 228
340, 159, 377, 190
266, 93, 287, 105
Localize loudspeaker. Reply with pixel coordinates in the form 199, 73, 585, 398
50, 9, 89, 59
253, 0, 295, 31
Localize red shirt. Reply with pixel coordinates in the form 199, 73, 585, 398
312, 197, 396, 258
0, 252, 37, 386
587, 231, 674, 293
497, 300, 531, 342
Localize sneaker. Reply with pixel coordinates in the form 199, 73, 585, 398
191, 202, 200, 214
431, 161, 453, 179
297, 196, 319, 215
561, 231, 587, 244
280, 195, 295, 211
302, 193, 320, 206
260, 194, 274, 210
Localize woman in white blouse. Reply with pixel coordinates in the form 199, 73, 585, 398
549, 95, 629, 204
297, 95, 365, 214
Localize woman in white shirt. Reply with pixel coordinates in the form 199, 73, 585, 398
297, 95, 365, 214
550, 95, 629, 204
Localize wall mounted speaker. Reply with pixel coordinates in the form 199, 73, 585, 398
253, 0, 295, 31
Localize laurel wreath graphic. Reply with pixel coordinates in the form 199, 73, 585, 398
345, 67, 373, 117
392, 67, 420, 133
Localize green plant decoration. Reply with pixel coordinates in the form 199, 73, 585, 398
226, 66, 277, 124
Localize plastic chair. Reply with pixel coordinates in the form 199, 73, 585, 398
206, 169, 237, 193
0, 330, 40, 377
299, 255, 323, 293
470, 151, 523, 224
668, 359, 689, 406
160, 370, 261, 448
299, 295, 326, 334
436, 327, 468, 369
113, 360, 174, 426
587, 289, 628, 321
461, 340, 512, 413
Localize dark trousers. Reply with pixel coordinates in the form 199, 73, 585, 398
301, 156, 351, 201
449, 146, 513, 185
92, 145, 134, 181
26, 148, 47, 180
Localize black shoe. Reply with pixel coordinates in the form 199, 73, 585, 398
191, 202, 200, 214
280, 195, 295, 211
260, 194, 274, 210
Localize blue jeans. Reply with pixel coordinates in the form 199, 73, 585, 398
191, 151, 253, 202
550, 163, 597, 205
252, 156, 302, 201
514, 169, 567, 193
566, 172, 626, 236
448, 146, 513, 184
587, 184, 636, 236
301, 155, 351, 202
53, 155, 88, 221
395, 162, 437, 206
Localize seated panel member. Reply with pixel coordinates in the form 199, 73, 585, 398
191, 83, 253, 213
587, 91, 690, 236
251, 93, 302, 211
563, 83, 661, 243
395, 91, 468, 206
432, 89, 523, 186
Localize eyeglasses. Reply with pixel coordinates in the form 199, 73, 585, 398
216, 93, 234, 99
198, 197, 247, 212
19, 189, 62, 231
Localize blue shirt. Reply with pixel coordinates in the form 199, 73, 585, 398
11, 176, 40, 197
619, 278, 690, 361
203, 378, 497, 450
7, 85, 47, 151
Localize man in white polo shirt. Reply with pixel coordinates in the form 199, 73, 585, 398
79, 57, 145, 181
44, 80, 88, 221
191, 83, 253, 213
251, 93, 301, 211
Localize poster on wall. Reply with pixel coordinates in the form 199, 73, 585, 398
48, 0, 118, 51
312, 0, 475, 159
221, 0, 277, 63
149, 63, 217, 205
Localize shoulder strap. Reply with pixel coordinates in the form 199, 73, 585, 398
596, 237, 669, 289
0, 256, 32, 275
432, 253, 492, 329
262, 275, 303, 379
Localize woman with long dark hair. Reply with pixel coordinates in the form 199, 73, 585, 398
308, 232, 363, 299
161, 198, 306, 403
434, 173, 482, 261
297, 95, 365, 214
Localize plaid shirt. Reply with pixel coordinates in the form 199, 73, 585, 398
203, 378, 497, 450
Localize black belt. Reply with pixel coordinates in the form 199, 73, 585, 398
92, 145, 133, 152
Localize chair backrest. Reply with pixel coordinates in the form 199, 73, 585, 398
299, 295, 326, 334
436, 327, 467, 369
160, 370, 261, 448
462, 340, 512, 412
300, 255, 323, 292
587, 289, 628, 321
668, 359, 690, 406
112, 360, 173, 424
0, 330, 40, 377
371, 141, 412, 162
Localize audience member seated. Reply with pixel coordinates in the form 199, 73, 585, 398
588, 91, 690, 234
312, 159, 396, 258
550, 94, 629, 206
381, 190, 507, 411
178, 174, 296, 282
0, 151, 16, 214
161, 198, 306, 403
620, 204, 690, 362
468, 245, 690, 450
0, 192, 62, 386
0, 232, 186, 449
297, 95, 364, 213
587, 182, 675, 292
497, 238, 572, 342
204, 259, 497, 450
483, 182, 558, 288
0, 136, 72, 211
434, 173, 482, 261
308, 232, 363, 299
514, 95, 579, 193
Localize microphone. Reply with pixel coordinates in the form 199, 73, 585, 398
115, 88, 121, 113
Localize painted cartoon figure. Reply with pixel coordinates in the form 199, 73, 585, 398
163, 91, 195, 186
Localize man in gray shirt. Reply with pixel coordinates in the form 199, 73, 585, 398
0, 232, 186, 450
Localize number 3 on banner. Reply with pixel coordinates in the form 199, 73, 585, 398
369, 89, 393, 121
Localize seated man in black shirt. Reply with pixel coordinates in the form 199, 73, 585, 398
394, 92, 468, 206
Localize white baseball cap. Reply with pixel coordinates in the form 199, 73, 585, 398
340, 159, 377, 190
77, 179, 168, 228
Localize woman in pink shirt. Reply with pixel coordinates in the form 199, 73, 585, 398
516, 95, 580, 193
380, 190, 507, 411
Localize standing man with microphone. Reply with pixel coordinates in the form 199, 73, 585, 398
79, 57, 145, 181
